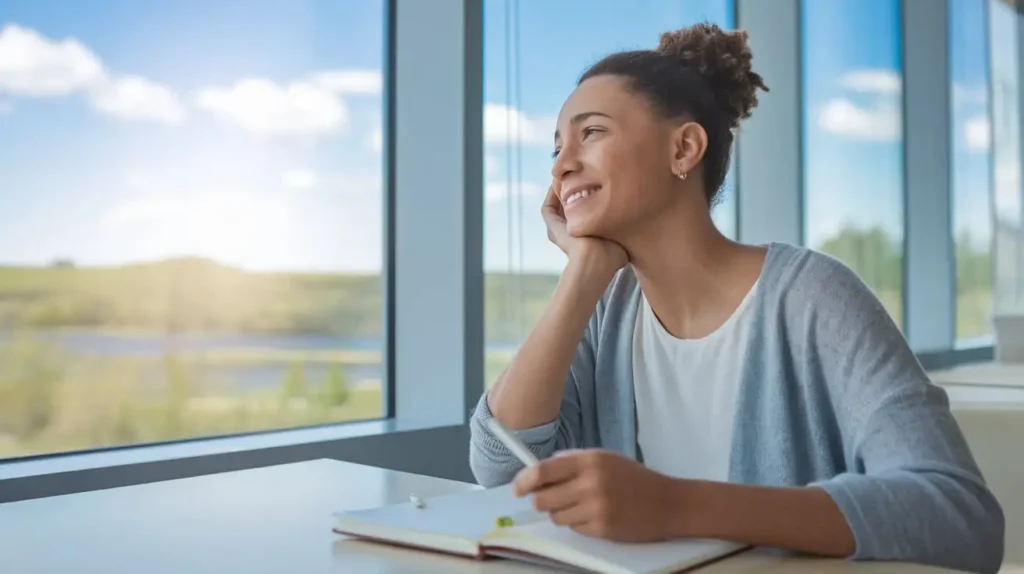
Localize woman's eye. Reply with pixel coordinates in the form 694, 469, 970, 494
551, 148, 561, 159
582, 126, 600, 138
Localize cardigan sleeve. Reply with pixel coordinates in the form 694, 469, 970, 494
467, 316, 596, 488
797, 253, 1005, 574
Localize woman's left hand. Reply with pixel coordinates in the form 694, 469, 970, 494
513, 449, 685, 542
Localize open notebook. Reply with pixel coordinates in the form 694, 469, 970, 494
332, 485, 747, 574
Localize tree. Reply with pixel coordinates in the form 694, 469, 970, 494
281, 361, 308, 400
817, 225, 902, 292
318, 365, 351, 407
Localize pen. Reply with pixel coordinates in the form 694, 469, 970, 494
486, 418, 540, 467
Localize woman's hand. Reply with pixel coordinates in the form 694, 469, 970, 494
513, 449, 685, 542
542, 184, 628, 277
515, 449, 857, 558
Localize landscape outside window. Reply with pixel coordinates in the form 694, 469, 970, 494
0, 0, 386, 458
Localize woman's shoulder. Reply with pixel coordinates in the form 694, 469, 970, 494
760, 242, 896, 332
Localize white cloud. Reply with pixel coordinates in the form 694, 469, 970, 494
838, 69, 902, 95
312, 69, 382, 95
0, 24, 186, 125
0, 23, 104, 96
485, 103, 556, 147
195, 78, 347, 138
817, 68, 903, 142
282, 169, 320, 190
485, 181, 544, 203
90, 75, 185, 124
817, 98, 901, 141
368, 126, 383, 152
964, 115, 991, 152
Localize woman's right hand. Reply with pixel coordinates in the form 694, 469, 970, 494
542, 183, 628, 277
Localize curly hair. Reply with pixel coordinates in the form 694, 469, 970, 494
579, 22, 769, 206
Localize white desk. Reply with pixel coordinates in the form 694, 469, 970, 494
0, 459, 961, 573
929, 362, 1024, 407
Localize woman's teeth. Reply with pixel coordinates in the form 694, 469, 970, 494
565, 188, 597, 205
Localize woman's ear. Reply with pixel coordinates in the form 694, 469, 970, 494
670, 122, 708, 176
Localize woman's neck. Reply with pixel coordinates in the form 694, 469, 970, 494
621, 204, 765, 340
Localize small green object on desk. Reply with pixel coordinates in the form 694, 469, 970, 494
495, 516, 514, 528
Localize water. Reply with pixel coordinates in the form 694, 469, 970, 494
0, 330, 520, 392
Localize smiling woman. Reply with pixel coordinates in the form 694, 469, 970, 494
483, 0, 737, 387
0, 0, 387, 459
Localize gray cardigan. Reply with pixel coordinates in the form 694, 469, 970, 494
469, 242, 1005, 573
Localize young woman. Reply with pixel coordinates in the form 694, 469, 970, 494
468, 23, 1004, 574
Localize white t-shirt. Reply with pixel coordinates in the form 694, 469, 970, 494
631, 280, 759, 481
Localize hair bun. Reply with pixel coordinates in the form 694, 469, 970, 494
656, 22, 768, 129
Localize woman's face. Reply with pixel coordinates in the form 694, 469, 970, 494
551, 75, 703, 241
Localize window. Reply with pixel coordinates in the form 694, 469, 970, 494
801, 0, 904, 327
989, 0, 1024, 317
950, 0, 994, 345
483, 0, 736, 386
0, 1, 385, 459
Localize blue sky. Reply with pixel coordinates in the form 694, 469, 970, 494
0, 0, 1003, 273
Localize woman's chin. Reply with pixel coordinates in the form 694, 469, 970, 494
568, 223, 611, 241
566, 218, 596, 238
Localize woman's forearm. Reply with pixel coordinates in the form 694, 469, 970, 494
670, 480, 856, 558
487, 253, 617, 429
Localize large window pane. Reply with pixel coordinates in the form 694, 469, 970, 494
951, 0, 995, 345
801, 0, 904, 327
0, 1, 385, 458
483, 0, 735, 386
990, 0, 1024, 317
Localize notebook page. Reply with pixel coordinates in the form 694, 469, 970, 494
335, 484, 537, 542
499, 521, 746, 574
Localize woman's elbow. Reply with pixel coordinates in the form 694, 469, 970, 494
967, 492, 1006, 574
468, 449, 515, 488
939, 486, 1005, 574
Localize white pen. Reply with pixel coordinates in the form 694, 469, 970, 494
486, 418, 540, 468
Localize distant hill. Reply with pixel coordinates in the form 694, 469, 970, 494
0, 258, 560, 340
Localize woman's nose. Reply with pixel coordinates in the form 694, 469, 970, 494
551, 145, 582, 180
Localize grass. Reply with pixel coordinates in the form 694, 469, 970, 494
0, 387, 385, 458
958, 288, 993, 340
0, 336, 387, 458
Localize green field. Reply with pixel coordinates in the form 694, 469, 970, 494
0, 227, 994, 459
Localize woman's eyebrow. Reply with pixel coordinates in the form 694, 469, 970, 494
554, 111, 613, 140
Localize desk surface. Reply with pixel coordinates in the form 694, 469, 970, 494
0, 459, 959, 574
930, 361, 1024, 389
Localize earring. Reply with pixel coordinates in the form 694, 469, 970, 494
675, 169, 688, 181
